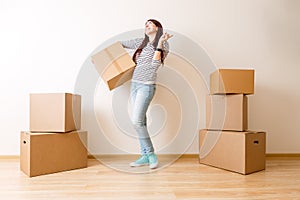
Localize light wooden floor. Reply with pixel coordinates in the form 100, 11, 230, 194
1, 155, 300, 199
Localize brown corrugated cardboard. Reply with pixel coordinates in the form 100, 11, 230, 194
20, 130, 87, 177
206, 94, 248, 131
30, 93, 81, 132
210, 69, 254, 94
91, 42, 136, 90
199, 129, 266, 175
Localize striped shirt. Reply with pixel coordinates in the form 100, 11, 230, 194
121, 38, 169, 84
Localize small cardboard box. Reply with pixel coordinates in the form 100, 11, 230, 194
30, 93, 81, 132
199, 129, 266, 175
20, 130, 88, 177
206, 94, 248, 131
210, 69, 254, 94
91, 42, 136, 90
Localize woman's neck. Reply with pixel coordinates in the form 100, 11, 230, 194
148, 33, 156, 44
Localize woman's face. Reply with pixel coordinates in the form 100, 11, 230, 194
145, 21, 157, 36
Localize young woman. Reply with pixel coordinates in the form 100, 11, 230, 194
121, 19, 173, 169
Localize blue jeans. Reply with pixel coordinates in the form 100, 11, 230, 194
130, 82, 156, 155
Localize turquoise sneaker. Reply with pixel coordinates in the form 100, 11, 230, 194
130, 155, 149, 167
148, 153, 158, 169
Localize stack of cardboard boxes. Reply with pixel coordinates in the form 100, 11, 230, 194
20, 93, 88, 177
19, 42, 133, 177
199, 69, 266, 175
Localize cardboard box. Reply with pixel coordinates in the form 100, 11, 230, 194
199, 129, 266, 175
20, 130, 88, 177
30, 93, 81, 132
210, 69, 254, 94
206, 94, 248, 131
91, 42, 136, 90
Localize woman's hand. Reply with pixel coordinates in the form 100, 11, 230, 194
158, 32, 173, 45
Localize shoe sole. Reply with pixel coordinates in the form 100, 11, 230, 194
149, 162, 158, 169
130, 163, 149, 167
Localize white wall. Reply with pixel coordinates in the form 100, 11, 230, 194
1, 0, 300, 155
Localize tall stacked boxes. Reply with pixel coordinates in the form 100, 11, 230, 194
199, 69, 266, 175
20, 93, 88, 177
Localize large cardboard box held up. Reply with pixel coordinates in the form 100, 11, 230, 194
199, 129, 266, 175
91, 42, 136, 90
206, 94, 248, 131
30, 93, 81, 132
210, 69, 254, 94
20, 131, 87, 177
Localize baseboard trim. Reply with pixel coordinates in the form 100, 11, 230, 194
266, 153, 300, 157
0, 155, 20, 159
88, 153, 300, 159
87, 154, 197, 159
2, 153, 300, 159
